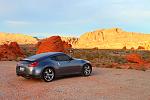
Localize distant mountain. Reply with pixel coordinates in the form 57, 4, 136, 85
76, 28, 150, 49
0, 32, 38, 44
1, 28, 150, 50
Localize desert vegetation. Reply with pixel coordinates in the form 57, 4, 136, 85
1, 37, 150, 71
71, 49, 150, 71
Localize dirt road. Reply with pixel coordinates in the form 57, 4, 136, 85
0, 61, 150, 100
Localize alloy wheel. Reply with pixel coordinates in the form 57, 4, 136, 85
83, 65, 92, 76
43, 68, 55, 82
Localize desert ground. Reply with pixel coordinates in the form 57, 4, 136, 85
0, 61, 150, 100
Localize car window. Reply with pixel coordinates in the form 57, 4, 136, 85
50, 56, 57, 61
55, 54, 71, 61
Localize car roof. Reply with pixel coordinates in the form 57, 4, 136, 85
23, 52, 65, 61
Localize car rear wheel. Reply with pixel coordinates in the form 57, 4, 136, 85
42, 68, 55, 82
82, 64, 92, 76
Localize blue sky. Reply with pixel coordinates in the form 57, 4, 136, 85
0, 0, 150, 38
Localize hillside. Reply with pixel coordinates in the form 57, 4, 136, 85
0, 32, 38, 44
76, 28, 150, 49
1, 28, 150, 50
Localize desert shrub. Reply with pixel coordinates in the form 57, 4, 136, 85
128, 66, 133, 69
137, 67, 147, 71
94, 63, 101, 67
27, 52, 35, 56
85, 54, 95, 61
99, 52, 111, 59
115, 66, 122, 69
140, 52, 150, 60
113, 56, 127, 64
73, 53, 82, 58
92, 47, 98, 50
92, 53, 100, 58
16, 57, 24, 61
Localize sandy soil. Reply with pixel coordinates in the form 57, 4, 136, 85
0, 61, 150, 100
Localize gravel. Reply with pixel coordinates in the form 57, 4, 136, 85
0, 61, 150, 100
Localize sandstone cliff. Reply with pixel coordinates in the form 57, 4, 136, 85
0, 32, 38, 44
61, 37, 79, 48
76, 28, 150, 49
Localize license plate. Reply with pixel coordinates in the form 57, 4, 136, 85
20, 67, 25, 71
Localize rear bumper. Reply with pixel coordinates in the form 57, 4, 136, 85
16, 66, 41, 78
16, 73, 40, 78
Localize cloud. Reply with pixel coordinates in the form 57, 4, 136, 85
5, 20, 32, 27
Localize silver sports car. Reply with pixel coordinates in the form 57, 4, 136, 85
16, 52, 92, 82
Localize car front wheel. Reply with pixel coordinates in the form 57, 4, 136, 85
82, 64, 92, 76
42, 68, 55, 82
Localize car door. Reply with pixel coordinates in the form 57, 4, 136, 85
54, 54, 81, 75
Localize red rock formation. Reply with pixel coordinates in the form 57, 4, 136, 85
0, 42, 24, 61
131, 47, 135, 50
62, 41, 72, 50
9, 42, 24, 57
122, 46, 127, 50
36, 36, 72, 54
137, 46, 145, 50
125, 53, 144, 64
61, 37, 78, 48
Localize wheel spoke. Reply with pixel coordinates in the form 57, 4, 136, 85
48, 69, 52, 73
84, 65, 91, 75
43, 68, 54, 81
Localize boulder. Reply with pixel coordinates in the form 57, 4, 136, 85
131, 47, 135, 50
137, 46, 145, 50
36, 36, 72, 54
122, 46, 127, 50
62, 41, 72, 50
9, 42, 24, 57
0, 42, 25, 61
125, 53, 144, 64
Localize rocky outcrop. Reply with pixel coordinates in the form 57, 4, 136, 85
61, 37, 79, 48
62, 41, 72, 51
122, 46, 127, 50
36, 36, 72, 54
109, 53, 150, 70
76, 28, 150, 49
137, 46, 145, 50
0, 42, 24, 61
0, 32, 38, 44
125, 53, 145, 64
122, 53, 150, 70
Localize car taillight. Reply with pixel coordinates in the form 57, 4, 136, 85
29, 61, 38, 67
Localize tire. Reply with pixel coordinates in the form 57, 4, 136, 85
42, 68, 55, 82
82, 64, 92, 76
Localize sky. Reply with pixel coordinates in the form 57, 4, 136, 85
0, 0, 150, 38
